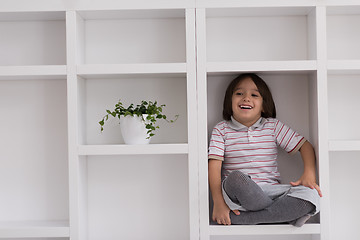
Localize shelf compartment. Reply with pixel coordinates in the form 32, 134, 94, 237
328, 73, 360, 141
205, 6, 317, 62
330, 152, 360, 239
327, 6, 360, 60
0, 78, 69, 226
0, 65, 66, 80
207, 60, 317, 73
77, 63, 186, 77
78, 75, 188, 145
0, 11, 66, 66
205, 71, 320, 231
75, 9, 186, 64
209, 223, 321, 236
329, 140, 360, 152
83, 154, 189, 239
0, 221, 69, 238
78, 143, 189, 155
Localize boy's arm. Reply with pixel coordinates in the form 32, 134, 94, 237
209, 159, 240, 225
290, 140, 322, 197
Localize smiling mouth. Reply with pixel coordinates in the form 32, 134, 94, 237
240, 105, 253, 110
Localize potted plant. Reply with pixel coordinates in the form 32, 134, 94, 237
99, 100, 178, 144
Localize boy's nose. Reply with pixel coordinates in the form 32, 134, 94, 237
243, 94, 250, 101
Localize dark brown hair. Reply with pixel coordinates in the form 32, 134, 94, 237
223, 73, 276, 120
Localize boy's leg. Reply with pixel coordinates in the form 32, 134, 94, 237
229, 195, 315, 226
223, 170, 273, 211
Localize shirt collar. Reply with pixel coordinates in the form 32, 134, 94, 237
229, 116, 264, 130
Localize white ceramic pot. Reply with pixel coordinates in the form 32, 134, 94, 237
119, 114, 151, 145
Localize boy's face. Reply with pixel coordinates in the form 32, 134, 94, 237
231, 77, 263, 127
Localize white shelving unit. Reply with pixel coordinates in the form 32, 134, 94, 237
1, 1, 360, 240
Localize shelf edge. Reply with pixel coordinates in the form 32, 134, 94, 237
0, 221, 69, 238
327, 60, 360, 74
209, 223, 321, 236
78, 144, 189, 155
207, 60, 317, 73
77, 63, 187, 75
0, 65, 67, 77
329, 140, 360, 151
196, 0, 317, 8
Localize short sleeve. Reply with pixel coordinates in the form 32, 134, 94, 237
274, 119, 306, 155
208, 123, 225, 161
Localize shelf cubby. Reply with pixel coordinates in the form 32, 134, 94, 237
205, 71, 320, 234
330, 151, 360, 239
80, 154, 189, 240
205, 6, 317, 62
0, 78, 69, 232
327, 72, 360, 141
0, 11, 66, 66
76, 73, 188, 145
327, 5, 360, 60
75, 9, 186, 65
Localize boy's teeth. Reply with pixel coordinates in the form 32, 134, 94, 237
240, 105, 252, 109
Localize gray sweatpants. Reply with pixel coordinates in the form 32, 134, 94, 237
223, 171, 315, 226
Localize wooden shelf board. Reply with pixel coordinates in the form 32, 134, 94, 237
0, 12, 65, 21
77, 9, 186, 20
207, 60, 317, 74
0, 221, 69, 238
197, 1, 317, 9
78, 143, 189, 155
329, 140, 360, 151
327, 5, 360, 14
327, 60, 360, 74
209, 223, 321, 236
0, 65, 67, 80
77, 63, 187, 78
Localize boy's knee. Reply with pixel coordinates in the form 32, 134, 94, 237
228, 170, 246, 178
225, 170, 251, 189
228, 170, 250, 182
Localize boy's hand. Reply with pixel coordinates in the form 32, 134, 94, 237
296, 141, 322, 197
290, 172, 322, 197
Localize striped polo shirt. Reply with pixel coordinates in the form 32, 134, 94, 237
208, 117, 306, 185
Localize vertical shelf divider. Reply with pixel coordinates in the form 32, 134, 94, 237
66, 10, 87, 240
185, 8, 200, 240
196, 7, 210, 240
315, 5, 331, 240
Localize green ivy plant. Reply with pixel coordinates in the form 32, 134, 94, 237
99, 100, 178, 139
